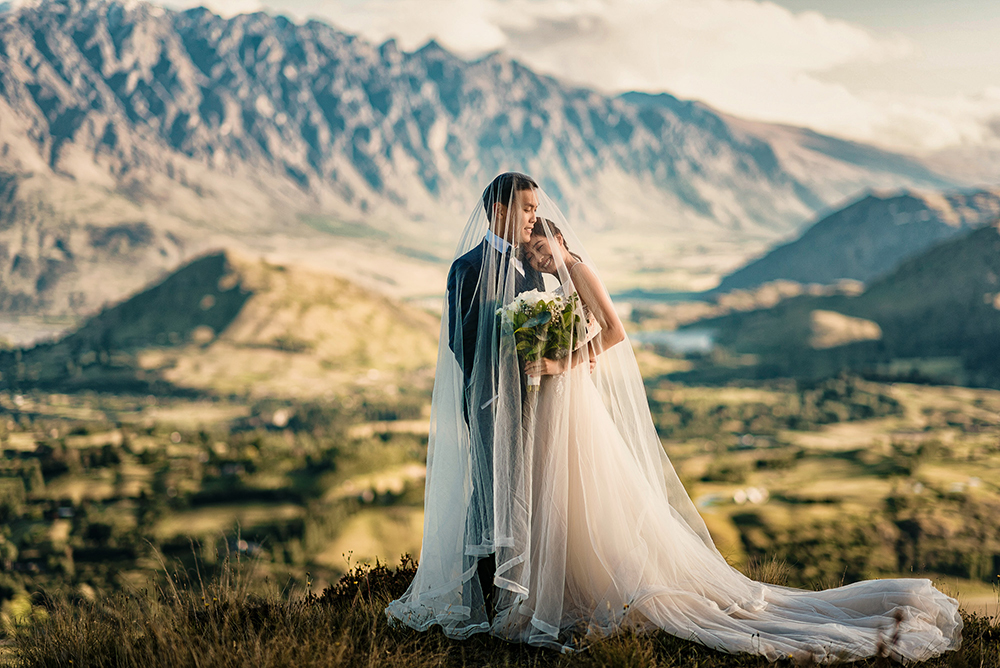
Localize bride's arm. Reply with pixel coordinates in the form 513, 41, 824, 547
523, 262, 625, 376
571, 262, 626, 353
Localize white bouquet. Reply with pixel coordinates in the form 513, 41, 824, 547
498, 290, 581, 391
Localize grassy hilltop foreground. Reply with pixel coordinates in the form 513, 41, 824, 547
4, 556, 999, 668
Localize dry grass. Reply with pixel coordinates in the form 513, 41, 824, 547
743, 554, 794, 587
5, 556, 997, 668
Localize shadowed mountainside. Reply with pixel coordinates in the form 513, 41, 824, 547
683, 223, 1000, 386
0, 170, 188, 315
0, 250, 439, 397
715, 189, 1000, 293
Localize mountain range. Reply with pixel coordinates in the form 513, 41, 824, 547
685, 222, 1000, 387
716, 188, 1000, 292
0, 0, 974, 324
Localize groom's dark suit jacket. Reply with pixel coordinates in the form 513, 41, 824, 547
447, 238, 543, 385
446, 238, 544, 555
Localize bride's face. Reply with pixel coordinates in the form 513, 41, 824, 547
524, 234, 568, 275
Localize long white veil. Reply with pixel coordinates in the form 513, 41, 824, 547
385, 176, 723, 638
386, 176, 962, 662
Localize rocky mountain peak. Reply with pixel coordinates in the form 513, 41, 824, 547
0, 0, 972, 320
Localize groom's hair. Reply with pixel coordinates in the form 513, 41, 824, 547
482, 172, 537, 217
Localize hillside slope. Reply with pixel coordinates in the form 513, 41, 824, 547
620, 94, 952, 208
715, 189, 1000, 292
0, 251, 440, 397
690, 224, 1000, 386
850, 223, 1000, 378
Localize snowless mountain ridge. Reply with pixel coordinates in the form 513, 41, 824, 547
716, 188, 1000, 293
0, 0, 968, 317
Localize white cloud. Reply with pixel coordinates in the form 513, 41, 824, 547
162, 0, 1000, 153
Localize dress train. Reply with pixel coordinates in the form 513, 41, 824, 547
490, 365, 962, 662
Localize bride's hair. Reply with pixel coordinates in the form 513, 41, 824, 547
528, 217, 583, 262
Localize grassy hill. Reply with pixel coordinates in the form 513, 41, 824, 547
680, 223, 1000, 386
0, 251, 440, 399
5, 556, 997, 668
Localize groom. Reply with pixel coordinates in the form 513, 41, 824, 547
446, 172, 544, 617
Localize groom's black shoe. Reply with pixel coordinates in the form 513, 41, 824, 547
477, 554, 497, 622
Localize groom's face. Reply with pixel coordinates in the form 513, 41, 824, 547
495, 187, 538, 246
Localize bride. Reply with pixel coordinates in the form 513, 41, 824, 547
386, 174, 962, 662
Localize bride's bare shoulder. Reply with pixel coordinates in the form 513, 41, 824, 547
569, 262, 599, 288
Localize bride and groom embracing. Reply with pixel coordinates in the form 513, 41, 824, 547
386, 172, 962, 662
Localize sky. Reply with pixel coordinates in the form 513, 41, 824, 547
161, 0, 1000, 155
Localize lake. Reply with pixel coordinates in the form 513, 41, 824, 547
630, 328, 715, 354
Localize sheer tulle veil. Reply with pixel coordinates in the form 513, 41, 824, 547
385, 175, 962, 661
385, 175, 723, 636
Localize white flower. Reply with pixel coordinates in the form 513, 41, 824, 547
515, 289, 557, 307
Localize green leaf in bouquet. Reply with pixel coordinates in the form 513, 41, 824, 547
524, 310, 552, 329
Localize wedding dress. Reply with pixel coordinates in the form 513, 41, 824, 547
491, 279, 960, 661
386, 174, 962, 662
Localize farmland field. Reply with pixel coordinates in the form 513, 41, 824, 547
1, 347, 999, 633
